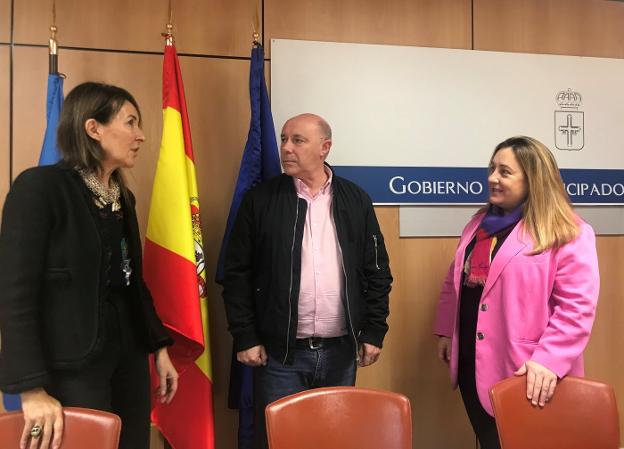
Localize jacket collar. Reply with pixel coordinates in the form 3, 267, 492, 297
481, 222, 528, 298
455, 212, 528, 298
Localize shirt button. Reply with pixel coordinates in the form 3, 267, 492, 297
476, 331, 485, 340
480, 304, 488, 312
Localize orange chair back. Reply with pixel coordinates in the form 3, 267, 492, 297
489, 375, 620, 449
0, 407, 121, 449
265, 386, 412, 449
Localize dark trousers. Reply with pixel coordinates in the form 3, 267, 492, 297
458, 366, 501, 449
46, 289, 151, 449
459, 282, 501, 449
254, 336, 357, 449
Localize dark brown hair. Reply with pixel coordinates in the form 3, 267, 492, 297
57, 82, 141, 191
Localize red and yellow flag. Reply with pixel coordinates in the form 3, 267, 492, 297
144, 42, 214, 449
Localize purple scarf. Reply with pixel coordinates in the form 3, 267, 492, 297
465, 204, 523, 287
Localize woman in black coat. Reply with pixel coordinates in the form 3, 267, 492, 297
0, 82, 178, 449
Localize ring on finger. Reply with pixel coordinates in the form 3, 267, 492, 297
30, 425, 43, 438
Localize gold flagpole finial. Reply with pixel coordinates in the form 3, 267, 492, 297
252, 3, 260, 47
49, 0, 57, 56
162, 23, 174, 46
49, 25, 57, 55
162, 0, 174, 46
48, 0, 59, 74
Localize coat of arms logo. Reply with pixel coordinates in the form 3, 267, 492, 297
554, 88, 584, 151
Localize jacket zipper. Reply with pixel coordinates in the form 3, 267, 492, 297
282, 197, 300, 364
372, 234, 380, 270
337, 238, 360, 363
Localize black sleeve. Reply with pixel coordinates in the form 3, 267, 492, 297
222, 191, 261, 352
0, 170, 52, 393
358, 199, 392, 348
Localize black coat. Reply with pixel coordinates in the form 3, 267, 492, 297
222, 169, 392, 365
0, 164, 172, 394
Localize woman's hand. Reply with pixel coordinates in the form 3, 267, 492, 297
19, 388, 63, 449
515, 360, 558, 407
437, 336, 451, 364
155, 347, 179, 404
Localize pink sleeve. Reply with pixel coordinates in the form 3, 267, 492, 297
530, 221, 600, 377
434, 261, 458, 337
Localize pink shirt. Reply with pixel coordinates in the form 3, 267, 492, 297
294, 169, 347, 338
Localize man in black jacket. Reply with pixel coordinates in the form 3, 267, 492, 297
223, 113, 392, 448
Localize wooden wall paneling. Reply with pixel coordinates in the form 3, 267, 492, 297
474, 0, 624, 58
264, 0, 472, 56
11, 46, 47, 179
0, 0, 10, 42
149, 426, 165, 449
585, 236, 624, 440
359, 207, 476, 448
0, 46, 8, 223
13, 0, 261, 57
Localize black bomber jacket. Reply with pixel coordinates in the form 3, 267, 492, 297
222, 166, 392, 365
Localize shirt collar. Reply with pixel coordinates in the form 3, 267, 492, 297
294, 166, 333, 198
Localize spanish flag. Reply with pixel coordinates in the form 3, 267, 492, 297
144, 41, 214, 449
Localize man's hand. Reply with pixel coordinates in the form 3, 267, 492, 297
358, 343, 381, 367
237, 345, 268, 367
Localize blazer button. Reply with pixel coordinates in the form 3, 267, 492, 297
480, 303, 488, 312
476, 331, 485, 340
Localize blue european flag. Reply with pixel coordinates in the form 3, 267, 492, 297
38, 73, 64, 166
216, 44, 281, 449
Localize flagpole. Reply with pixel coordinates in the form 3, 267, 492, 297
49, 26, 57, 74
252, 3, 260, 48
162, 0, 174, 47
48, 0, 57, 74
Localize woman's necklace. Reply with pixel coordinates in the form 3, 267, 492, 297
78, 169, 121, 211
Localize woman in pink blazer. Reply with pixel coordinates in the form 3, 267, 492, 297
434, 136, 599, 449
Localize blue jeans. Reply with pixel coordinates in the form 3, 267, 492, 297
254, 336, 357, 449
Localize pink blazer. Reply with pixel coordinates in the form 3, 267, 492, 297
434, 212, 599, 415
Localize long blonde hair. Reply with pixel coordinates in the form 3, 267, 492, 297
490, 136, 579, 253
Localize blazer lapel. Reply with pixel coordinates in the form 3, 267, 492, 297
453, 214, 483, 294
481, 222, 528, 299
